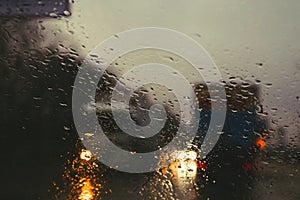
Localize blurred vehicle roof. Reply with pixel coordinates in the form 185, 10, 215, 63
0, 0, 71, 17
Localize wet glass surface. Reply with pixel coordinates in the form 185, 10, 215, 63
1, 1, 299, 199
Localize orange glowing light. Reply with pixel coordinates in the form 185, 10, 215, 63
162, 150, 198, 179
80, 150, 92, 161
256, 138, 266, 150
168, 161, 180, 176
78, 179, 94, 200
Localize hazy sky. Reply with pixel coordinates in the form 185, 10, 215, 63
43, 0, 300, 144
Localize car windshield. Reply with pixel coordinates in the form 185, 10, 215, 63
1, 1, 299, 199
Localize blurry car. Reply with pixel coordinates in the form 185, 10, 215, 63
95, 77, 269, 172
